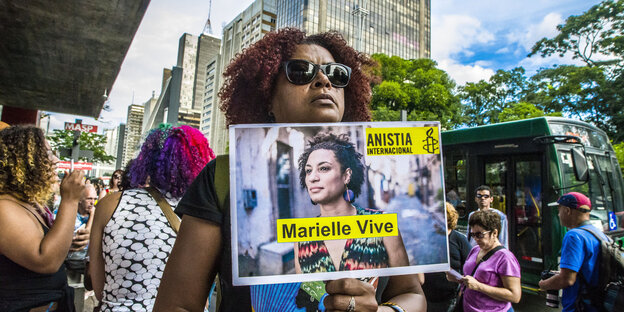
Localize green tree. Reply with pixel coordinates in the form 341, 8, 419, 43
529, 0, 624, 141
498, 102, 562, 122
458, 67, 532, 126
529, 0, 624, 67
370, 54, 462, 128
613, 141, 624, 175
47, 129, 115, 164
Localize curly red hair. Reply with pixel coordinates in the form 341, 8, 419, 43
219, 27, 375, 125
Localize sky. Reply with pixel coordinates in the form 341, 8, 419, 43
44, 0, 603, 133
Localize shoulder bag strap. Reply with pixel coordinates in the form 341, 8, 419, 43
469, 245, 505, 276
214, 155, 230, 213
145, 187, 180, 233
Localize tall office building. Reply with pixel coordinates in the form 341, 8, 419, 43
177, 33, 221, 112
115, 124, 126, 170
141, 92, 158, 135
276, 0, 430, 60
121, 104, 144, 168
206, 0, 277, 154
200, 55, 220, 138
103, 127, 119, 162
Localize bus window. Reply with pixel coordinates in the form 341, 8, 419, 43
560, 150, 589, 194
485, 161, 507, 214
514, 160, 543, 260
444, 154, 468, 217
561, 151, 619, 231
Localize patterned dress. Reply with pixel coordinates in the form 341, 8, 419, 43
297, 206, 389, 273
100, 188, 179, 311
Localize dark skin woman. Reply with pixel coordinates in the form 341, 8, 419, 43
154, 28, 425, 312
0, 125, 85, 311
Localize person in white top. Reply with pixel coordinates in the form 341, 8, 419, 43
466, 185, 509, 248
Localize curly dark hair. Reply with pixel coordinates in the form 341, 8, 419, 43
469, 209, 502, 236
0, 125, 56, 204
297, 133, 365, 198
109, 169, 124, 189
219, 27, 375, 125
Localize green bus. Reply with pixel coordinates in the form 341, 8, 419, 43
442, 117, 624, 292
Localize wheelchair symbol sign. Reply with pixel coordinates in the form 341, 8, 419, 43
609, 212, 618, 231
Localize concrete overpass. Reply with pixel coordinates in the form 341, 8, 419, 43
0, 0, 150, 122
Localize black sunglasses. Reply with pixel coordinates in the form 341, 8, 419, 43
469, 230, 491, 239
282, 59, 351, 88
476, 194, 491, 199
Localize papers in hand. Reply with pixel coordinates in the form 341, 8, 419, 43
448, 269, 463, 280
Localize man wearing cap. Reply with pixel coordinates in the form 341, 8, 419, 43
538, 192, 608, 312
466, 185, 509, 248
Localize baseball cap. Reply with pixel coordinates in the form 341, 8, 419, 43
550, 192, 592, 213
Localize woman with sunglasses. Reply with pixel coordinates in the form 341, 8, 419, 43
107, 169, 124, 194
447, 210, 521, 312
154, 28, 425, 312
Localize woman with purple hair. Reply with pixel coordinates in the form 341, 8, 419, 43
88, 124, 215, 311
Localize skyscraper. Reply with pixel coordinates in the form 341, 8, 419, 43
200, 54, 220, 138
276, 0, 430, 60
177, 33, 221, 111
204, 0, 277, 154
121, 104, 144, 168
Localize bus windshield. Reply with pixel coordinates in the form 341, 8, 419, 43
560, 150, 624, 229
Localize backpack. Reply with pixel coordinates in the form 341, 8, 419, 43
577, 226, 624, 312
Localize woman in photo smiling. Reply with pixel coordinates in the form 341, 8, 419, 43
295, 132, 409, 274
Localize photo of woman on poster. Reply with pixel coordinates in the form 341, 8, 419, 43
294, 132, 410, 274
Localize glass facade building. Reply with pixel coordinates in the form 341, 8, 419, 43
276, 0, 430, 60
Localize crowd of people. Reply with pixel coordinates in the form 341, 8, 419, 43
0, 27, 612, 312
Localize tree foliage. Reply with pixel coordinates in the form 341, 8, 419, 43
47, 129, 115, 164
529, 0, 624, 142
458, 67, 532, 126
498, 102, 562, 122
369, 54, 462, 128
529, 0, 624, 68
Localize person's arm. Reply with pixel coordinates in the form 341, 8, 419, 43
88, 191, 122, 301
539, 268, 577, 290
383, 230, 410, 267
70, 205, 96, 252
500, 215, 509, 248
459, 232, 472, 273
462, 275, 521, 303
153, 215, 222, 311
0, 170, 85, 274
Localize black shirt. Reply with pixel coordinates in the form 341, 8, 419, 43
175, 159, 253, 311
422, 230, 471, 302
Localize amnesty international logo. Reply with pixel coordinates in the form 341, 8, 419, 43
365, 127, 440, 156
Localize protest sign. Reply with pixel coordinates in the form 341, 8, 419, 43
230, 122, 449, 285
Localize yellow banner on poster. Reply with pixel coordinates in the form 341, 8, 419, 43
276, 214, 399, 243
365, 127, 439, 155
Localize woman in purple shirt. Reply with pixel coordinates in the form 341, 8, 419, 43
448, 209, 522, 311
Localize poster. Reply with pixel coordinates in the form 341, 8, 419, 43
230, 121, 449, 286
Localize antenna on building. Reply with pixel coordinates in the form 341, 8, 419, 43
352, 0, 369, 51
203, 0, 213, 34
132, 91, 135, 104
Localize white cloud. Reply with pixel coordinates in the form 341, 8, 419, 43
507, 12, 564, 52
432, 14, 495, 60
437, 59, 495, 85
496, 47, 510, 54
431, 13, 496, 84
